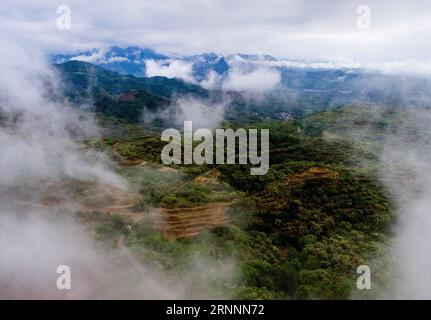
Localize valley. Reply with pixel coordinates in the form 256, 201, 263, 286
0, 49, 424, 300
2, 0, 431, 304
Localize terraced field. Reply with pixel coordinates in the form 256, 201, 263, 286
9, 173, 232, 240
150, 202, 231, 238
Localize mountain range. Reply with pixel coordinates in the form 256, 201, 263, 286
52, 46, 229, 80
52, 46, 431, 110
51, 45, 361, 86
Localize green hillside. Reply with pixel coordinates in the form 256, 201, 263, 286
81, 104, 398, 299
54, 60, 208, 102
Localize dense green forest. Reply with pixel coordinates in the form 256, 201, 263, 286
48, 59, 410, 299
79, 102, 399, 299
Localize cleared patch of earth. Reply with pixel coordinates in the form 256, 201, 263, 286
6, 180, 231, 239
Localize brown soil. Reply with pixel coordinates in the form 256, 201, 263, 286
149, 202, 231, 238
157, 166, 179, 173
282, 166, 339, 188
24, 180, 231, 239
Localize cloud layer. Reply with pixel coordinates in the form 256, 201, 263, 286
145, 59, 194, 81
222, 66, 281, 92
1, 0, 431, 64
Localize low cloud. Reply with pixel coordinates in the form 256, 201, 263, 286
0, 43, 238, 299
158, 97, 226, 130
70, 49, 107, 64
145, 59, 194, 82
200, 70, 222, 90
364, 60, 431, 76
266, 58, 431, 77
222, 66, 281, 92
378, 110, 431, 299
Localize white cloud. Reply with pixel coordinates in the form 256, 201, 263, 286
222, 67, 281, 92
145, 59, 194, 82
70, 49, 132, 64
364, 60, 431, 76
242, 58, 431, 77
1, 0, 431, 65
200, 70, 222, 89
169, 98, 226, 130
104, 56, 129, 63
70, 49, 106, 63
268, 60, 362, 70
378, 110, 431, 298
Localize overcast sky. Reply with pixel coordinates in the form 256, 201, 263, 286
1, 0, 430, 62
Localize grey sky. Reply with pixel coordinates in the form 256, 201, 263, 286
0, 0, 430, 62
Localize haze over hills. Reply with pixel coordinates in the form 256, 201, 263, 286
51, 50, 431, 133
52, 46, 229, 80
3, 0, 431, 302
51, 59, 349, 126
52, 46, 431, 112
1, 42, 429, 300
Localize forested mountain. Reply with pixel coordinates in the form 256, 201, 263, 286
54, 60, 208, 101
